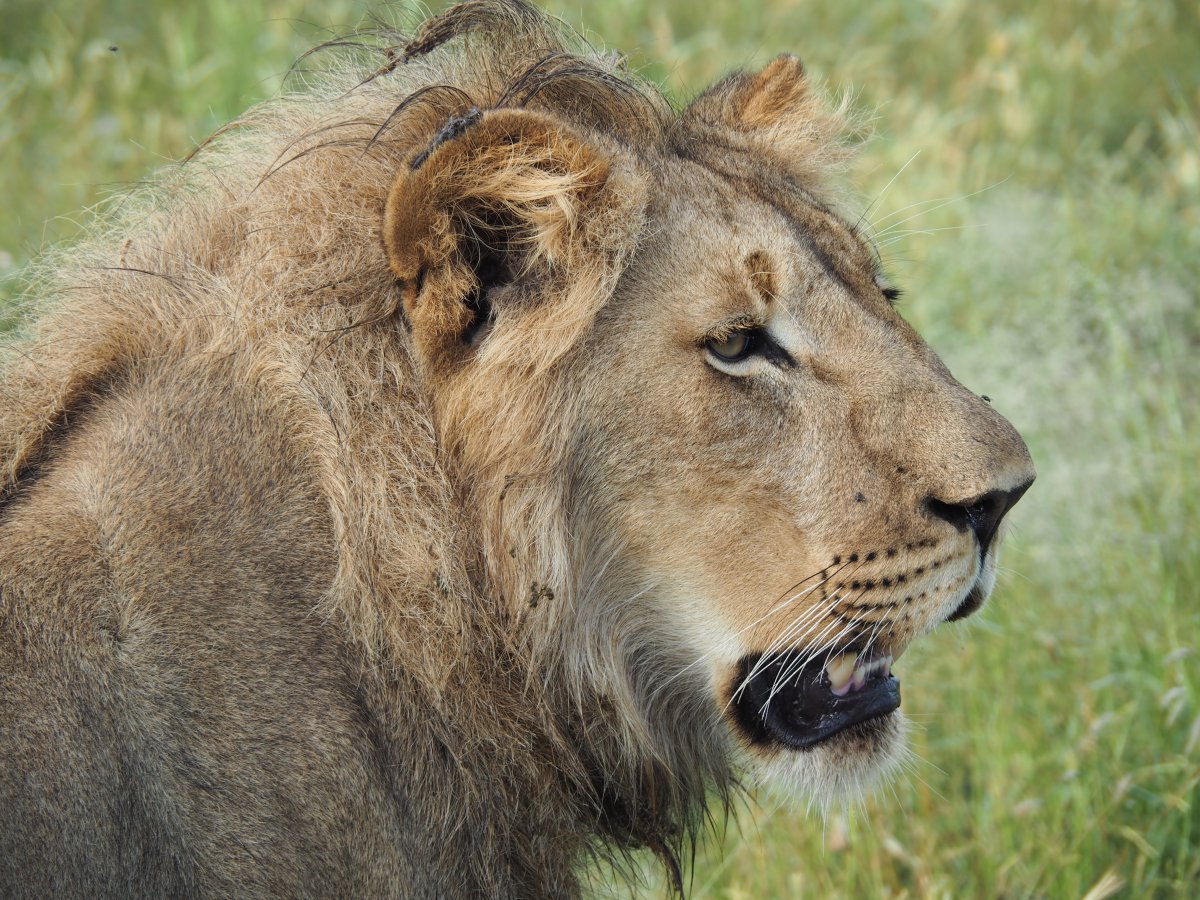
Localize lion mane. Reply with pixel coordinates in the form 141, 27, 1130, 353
0, 1, 1034, 897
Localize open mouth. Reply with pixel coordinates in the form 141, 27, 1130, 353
730, 646, 900, 750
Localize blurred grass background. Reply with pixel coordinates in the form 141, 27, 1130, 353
2, 0, 1197, 896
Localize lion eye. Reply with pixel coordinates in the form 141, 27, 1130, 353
706, 331, 754, 362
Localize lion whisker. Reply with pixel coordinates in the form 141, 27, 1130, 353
755, 571, 872, 676
732, 582, 852, 701
734, 579, 865, 701
852, 149, 921, 236
668, 561, 854, 689
874, 223, 986, 249
725, 593, 842, 711
762, 607, 863, 711
767, 584, 881, 691
869, 176, 1011, 237
739, 587, 859, 713
748, 559, 868, 666
737, 572, 852, 675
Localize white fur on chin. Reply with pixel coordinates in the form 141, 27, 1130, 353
741, 711, 909, 813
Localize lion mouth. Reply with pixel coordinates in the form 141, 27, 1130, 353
730, 647, 900, 750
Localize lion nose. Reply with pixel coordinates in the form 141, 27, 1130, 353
924, 479, 1033, 558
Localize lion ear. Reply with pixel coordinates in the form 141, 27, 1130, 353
704, 54, 811, 131
384, 108, 641, 372
681, 55, 849, 177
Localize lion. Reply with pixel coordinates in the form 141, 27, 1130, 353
0, 1, 1034, 896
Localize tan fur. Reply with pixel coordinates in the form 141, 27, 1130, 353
0, 2, 1033, 896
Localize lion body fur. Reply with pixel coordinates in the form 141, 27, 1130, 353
0, 2, 1035, 896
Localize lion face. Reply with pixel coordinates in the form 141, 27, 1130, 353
383, 56, 1033, 803
576, 157, 1034, 797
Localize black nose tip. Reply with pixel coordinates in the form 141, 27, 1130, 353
925, 480, 1033, 557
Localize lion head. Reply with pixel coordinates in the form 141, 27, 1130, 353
379, 28, 1035, 811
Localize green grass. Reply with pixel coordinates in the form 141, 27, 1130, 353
3, 1, 1197, 896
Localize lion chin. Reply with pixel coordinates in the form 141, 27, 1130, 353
747, 713, 909, 809
723, 638, 910, 809
0, 1, 1034, 897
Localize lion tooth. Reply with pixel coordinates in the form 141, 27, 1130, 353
829, 653, 897, 694
825, 653, 857, 695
